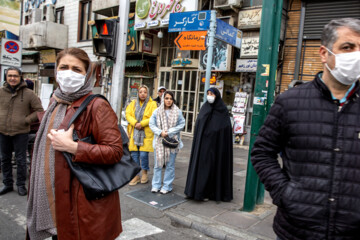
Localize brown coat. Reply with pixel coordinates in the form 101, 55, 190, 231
40, 93, 123, 240
0, 81, 43, 136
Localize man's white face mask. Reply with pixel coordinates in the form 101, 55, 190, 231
56, 70, 86, 93
325, 47, 360, 85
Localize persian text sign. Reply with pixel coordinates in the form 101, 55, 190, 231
168, 10, 211, 32
215, 19, 242, 49
238, 9, 262, 29
241, 37, 259, 58
236, 59, 257, 72
174, 31, 207, 50
1, 38, 22, 67
135, 0, 197, 30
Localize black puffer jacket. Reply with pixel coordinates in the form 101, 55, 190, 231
251, 73, 360, 240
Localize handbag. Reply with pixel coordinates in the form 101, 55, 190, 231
62, 94, 141, 200
161, 111, 179, 149
162, 136, 179, 148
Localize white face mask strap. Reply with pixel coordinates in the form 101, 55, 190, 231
326, 47, 335, 56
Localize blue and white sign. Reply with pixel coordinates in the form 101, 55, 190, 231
168, 10, 211, 32
215, 19, 242, 49
236, 59, 257, 72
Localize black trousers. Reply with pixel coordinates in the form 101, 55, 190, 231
0, 133, 29, 187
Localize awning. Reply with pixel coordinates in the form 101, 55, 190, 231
22, 51, 39, 56
125, 75, 153, 79
125, 60, 144, 68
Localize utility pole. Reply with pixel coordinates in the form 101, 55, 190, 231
110, 0, 130, 121
203, 10, 217, 103
243, 0, 283, 212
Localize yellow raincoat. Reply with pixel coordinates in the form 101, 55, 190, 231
126, 98, 157, 152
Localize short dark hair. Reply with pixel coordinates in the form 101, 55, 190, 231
6, 67, 22, 76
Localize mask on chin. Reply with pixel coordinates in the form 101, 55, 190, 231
325, 48, 360, 85
56, 70, 86, 93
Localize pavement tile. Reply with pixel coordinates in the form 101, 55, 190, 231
247, 218, 276, 239
175, 201, 227, 218
213, 210, 260, 229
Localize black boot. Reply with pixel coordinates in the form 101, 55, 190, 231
0, 185, 13, 195
17, 186, 27, 196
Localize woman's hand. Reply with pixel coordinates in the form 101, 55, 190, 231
47, 124, 78, 155
161, 131, 168, 138
135, 122, 143, 130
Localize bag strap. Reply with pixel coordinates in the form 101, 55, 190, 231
67, 94, 109, 129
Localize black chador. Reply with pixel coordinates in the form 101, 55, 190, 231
184, 88, 233, 202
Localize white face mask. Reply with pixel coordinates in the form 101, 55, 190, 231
56, 70, 86, 93
207, 95, 215, 104
325, 48, 360, 85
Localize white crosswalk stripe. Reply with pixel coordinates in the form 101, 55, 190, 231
0, 200, 163, 240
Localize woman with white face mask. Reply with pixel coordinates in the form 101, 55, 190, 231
27, 48, 123, 240
184, 88, 233, 202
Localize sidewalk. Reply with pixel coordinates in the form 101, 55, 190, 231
158, 136, 277, 240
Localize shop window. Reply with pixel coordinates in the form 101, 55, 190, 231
55, 7, 64, 24
79, 0, 93, 41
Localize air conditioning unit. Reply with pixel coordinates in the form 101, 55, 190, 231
42, 4, 55, 22
214, 0, 243, 9
31, 8, 42, 23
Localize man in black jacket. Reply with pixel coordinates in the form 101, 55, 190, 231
251, 18, 360, 240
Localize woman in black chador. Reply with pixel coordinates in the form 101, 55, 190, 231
184, 87, 233, 202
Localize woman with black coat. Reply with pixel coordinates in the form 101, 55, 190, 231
184, 87, 233, 202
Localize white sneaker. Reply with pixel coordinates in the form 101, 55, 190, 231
151, 188, 159, 193
160, 189, 171, 194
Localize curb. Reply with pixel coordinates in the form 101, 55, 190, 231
165, 211, 273, 240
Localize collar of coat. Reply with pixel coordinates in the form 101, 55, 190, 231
313, 72, 360, 104
3, 81, 27, 94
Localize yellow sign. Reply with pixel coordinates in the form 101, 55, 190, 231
174, 31, 207, 51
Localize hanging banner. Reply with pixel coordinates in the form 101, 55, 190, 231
127, 19, 138, 53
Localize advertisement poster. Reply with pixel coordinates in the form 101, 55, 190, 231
199, 40, 231, 71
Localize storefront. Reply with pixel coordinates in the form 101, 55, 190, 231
280, 0, 360, 92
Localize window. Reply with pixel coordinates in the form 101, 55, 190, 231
79, 0, 93, 41
55, 7, 64, 24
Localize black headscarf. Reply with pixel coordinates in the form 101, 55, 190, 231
185, 87, 233, 202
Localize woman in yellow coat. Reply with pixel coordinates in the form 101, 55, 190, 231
126, 85, 157, 185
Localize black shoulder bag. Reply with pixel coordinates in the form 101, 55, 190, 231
62, 94, 141, 200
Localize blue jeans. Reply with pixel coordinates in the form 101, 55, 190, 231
0, 133, 29, 187
130, 150, 149, 171
152, 152, 177, 191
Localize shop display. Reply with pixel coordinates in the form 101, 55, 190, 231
232, 92, 248, 144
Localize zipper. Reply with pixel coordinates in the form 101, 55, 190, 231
325, 104, 339, 239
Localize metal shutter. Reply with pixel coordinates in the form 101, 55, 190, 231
303, 0, 360, 39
